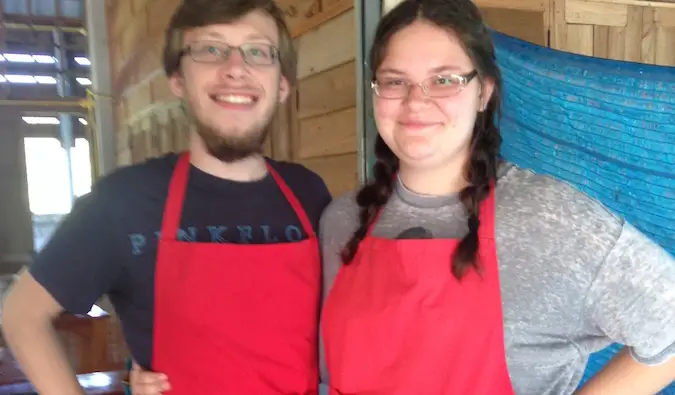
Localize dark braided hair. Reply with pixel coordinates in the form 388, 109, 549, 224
340, 0, 503, 280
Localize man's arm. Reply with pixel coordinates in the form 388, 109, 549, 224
1, 182, 125, 394
2, 269, 83, 395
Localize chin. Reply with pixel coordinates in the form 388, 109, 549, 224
395, 145, 435, 161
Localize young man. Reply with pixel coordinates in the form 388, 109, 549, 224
1, 1, 331, 394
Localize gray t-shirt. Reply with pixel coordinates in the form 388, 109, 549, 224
318, 163, 675, 395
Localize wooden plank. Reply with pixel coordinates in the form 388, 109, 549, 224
565, 0, 628, 27
655, 26, 675, 66
295, 9, 356, 79
298, 60, 356, 119
116, 126, 130, 157
297, 153, 359, 196
641, 7, 657, 63
593, 25, 610, 58
589, 0, 675, 9
608, 26, 627, 59
655, 8, 675, 27
297, 107, 356, 159
566, 24, 594, 55
624, 6, 643, 62
277, 0, 354, 38
481, 8, 547, 46
551, 0, 568, 50
111, 0, 132, 41
475, 0, 548, 11
272, 92, 295, 161
116, 148, 132, 166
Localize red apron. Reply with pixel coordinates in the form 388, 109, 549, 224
322, 185, 514, 395
153, 152, 320, 394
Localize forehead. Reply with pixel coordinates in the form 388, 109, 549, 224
183, 10, 279, 45
378, 20, 473, 75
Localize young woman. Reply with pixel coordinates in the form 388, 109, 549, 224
318, 0, 675, 394
129, 0, 675, 394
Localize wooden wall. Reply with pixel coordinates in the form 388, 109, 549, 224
105, 0, 359, 196
105, 0, 188, 167
281, 0, 359, 196
554, 0, 675, 66
475, 0, 675, 67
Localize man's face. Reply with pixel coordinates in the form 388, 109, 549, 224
169, 10, 290, 162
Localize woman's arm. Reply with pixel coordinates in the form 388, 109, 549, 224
576, 348, 675, 395
579, 221, 675, 394
317, 191, 361, 388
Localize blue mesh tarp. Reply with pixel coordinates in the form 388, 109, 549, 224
493, 30, 675, 393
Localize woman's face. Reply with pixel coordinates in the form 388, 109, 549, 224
373, 20, 493, 172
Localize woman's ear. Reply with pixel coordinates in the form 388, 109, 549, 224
479, 77, 495, 112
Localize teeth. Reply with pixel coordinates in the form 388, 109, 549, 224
215, 95, 254, 104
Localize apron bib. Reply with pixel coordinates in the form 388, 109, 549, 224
153, 152, 320, 394
322, 185, 514, 395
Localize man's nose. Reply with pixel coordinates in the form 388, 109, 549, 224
217, 48, 248, 80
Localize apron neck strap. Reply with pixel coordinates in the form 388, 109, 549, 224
161, 152, 191, 241
265, 163, 316, 238
160, 152, 316, 241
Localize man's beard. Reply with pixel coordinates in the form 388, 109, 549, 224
195, 120, 269, 162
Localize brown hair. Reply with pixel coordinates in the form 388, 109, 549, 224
162, 0, 297, 87
341, 0, 503, 280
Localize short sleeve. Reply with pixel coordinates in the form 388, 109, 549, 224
584, 221, 675, 365
29, 183, 125, 315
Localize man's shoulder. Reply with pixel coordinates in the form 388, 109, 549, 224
266, 159, 326, 188
99, 153, 178, 190
266, 159, 333, 228
89, 153, 179, 204
266, 159, 331, 202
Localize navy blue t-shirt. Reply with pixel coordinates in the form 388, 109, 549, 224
29, 153, 332, 369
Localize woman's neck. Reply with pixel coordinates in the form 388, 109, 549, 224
397, 158, 469, 196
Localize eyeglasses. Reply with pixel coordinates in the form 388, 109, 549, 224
181, 40, 279, 66
371, 70, 478, 99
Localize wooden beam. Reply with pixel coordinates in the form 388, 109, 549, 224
0, 97, 88, 114
0, 15, 84, 30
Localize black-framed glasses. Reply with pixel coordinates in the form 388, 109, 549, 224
371, 70, 478, 99
181, 40, 279, 66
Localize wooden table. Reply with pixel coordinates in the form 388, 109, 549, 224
0, 348, 125, 394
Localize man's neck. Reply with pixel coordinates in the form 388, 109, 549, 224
188, 141, 268, 183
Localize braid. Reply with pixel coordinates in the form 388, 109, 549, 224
452, 109, 501, 279
341, 137, 399, 263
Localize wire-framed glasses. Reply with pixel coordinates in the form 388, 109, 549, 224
181, 40, 279, 66
372, 70, 478, 99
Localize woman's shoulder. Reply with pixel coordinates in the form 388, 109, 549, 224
319, 190, 361, 250
320, 190, 360, 224
495, 163, 624, 230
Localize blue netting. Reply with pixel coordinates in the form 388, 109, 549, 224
492, 30, 675, 394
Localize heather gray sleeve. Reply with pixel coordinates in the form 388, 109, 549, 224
583, 221, 675, 365
318, 191, 360, 387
